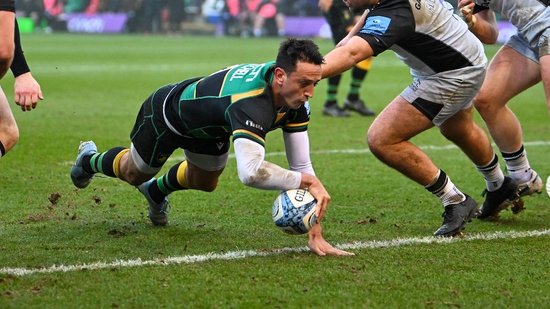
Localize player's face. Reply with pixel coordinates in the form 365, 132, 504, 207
280, 61, 321, 110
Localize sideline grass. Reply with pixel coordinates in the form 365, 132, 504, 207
0, 34, 548, 308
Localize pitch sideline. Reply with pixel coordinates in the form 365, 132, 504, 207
1, 229, 548, 277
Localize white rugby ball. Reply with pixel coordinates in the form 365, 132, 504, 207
272, 189, 318, 234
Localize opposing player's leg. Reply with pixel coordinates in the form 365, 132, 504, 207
439, 106, 519, 219
0, 86, 19, 158
367, 96, 437, 185
475, 46, 538, 151
367, 96, 476, 236
0, 10, 15, 78
439, 106, 494, 168
539, 31, 550, 114
474, 44, 542, 202
543, 54, 550, 113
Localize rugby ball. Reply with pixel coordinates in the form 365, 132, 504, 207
272, 189, 318, 234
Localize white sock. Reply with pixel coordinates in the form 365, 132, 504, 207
476, 154, 505, 192
502, 147, 533, 183
426, 170, 466, 207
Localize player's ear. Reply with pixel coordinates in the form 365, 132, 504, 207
274, 67, 286, 86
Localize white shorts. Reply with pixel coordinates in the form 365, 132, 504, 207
400, 64, 486, 126
505, 33, 541, 63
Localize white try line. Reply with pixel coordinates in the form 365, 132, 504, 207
1, 229, 548, 277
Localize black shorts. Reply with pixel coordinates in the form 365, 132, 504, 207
130, 83, 230, 170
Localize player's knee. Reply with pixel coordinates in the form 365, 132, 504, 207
0, 45, 14, 64
0, 124, 20, 153
366, 126, 385, 155
472, 93, 495, 113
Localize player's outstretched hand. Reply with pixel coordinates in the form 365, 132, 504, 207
14, 72, 43, 111
308, 224, 354, 256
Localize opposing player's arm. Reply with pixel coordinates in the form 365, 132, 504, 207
459, 1, 498, 44
322, 36, 374, 78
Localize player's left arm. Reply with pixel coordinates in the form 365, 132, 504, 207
283, 131, 315, 175
11, 19, 43, 111
459, 0, 498, 44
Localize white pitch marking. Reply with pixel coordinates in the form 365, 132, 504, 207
1, 229, 548, 277
62, 140, 550, 166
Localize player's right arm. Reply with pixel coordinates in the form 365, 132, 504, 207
233, 136, 331, 222
0, 0, 16, 79
458, 0, 498, 44
234, 137, 352, 256
10, 19, 43, 111
323, 34, 374, 79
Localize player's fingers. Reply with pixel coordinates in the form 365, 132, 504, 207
460, 6, 470, 16
308, 244, 327, 256
320, 245, 354, 256
316, 199, 327, 222
30, 93, 37, 104
330, 249, 355, 256
19, 95, 28, 110
14, 93, 21, 106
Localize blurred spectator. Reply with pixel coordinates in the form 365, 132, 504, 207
101, 0, 137, 13
84, 0, 100, 14
135, 0, 162, 33
223, 0, 261, 37
64, 0, 90, 13
43, 0, 66, 31
15, 0, 45, 31
161, 0, 186, 33
252, 0, 285, 37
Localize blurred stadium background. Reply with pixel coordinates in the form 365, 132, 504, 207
16, 0, 516, 42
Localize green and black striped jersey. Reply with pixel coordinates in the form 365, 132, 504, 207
164, 61, 310, 147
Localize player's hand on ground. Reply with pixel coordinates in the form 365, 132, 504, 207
308, 224, 354, 256
14, 72, 43, 111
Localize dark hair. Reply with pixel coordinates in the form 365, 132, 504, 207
275, 38, 324, 74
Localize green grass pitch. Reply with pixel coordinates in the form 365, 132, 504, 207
0, 34, 548, 308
